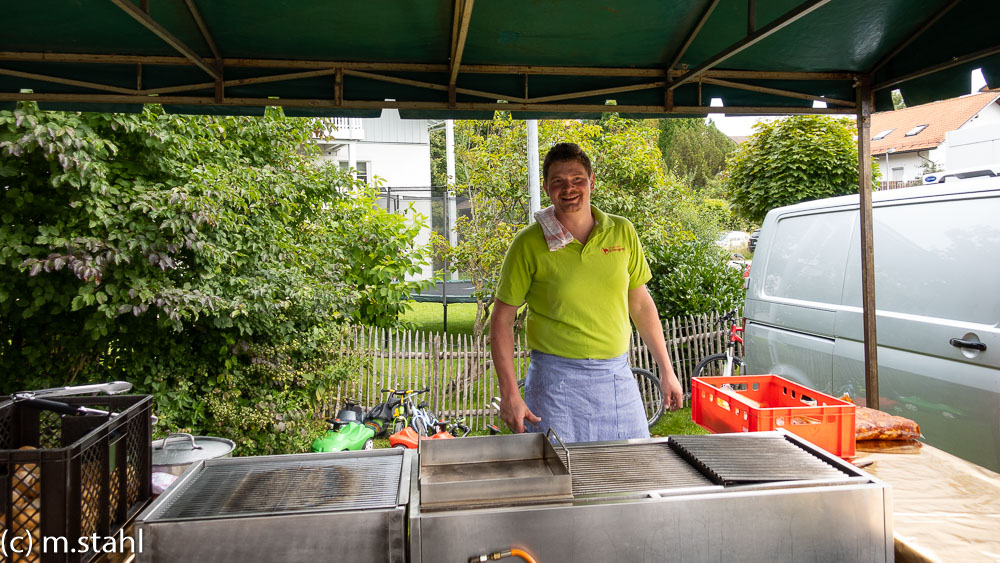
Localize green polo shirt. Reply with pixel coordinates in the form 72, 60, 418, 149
495, 206, 651, 359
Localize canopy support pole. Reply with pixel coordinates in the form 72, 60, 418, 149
856, 75, 879, 410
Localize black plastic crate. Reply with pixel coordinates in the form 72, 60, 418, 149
0, 395, 152, 562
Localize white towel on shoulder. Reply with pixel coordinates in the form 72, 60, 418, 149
534, 205, 574, 251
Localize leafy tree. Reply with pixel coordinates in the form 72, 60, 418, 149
645, 235, 746, 318
657, 118, 736, 190
891, 89, 906, 110
588, 115, 682, 249
0, 103, 426, 453
432, 113, 539, 336
723, 115, 877, 223
430, 125, 448, 187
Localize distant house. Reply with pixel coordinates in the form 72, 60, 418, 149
314, 109, 436, 280
871, 90, 1000, 188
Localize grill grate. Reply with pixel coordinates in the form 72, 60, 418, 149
669, 434, 850, 486
559, 442, 713, 496
150, 455, 404, 521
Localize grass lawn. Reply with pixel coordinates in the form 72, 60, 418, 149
402, 301, 478, 336
649, 407, 708, 437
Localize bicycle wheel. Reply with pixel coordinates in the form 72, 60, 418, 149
631, 367, 664, 429
412, 417, 428, 437
517, 367, 664, 429
694, 353, 743, 378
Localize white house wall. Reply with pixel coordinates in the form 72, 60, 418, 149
362, 109, 430, 145
314, 109, 436, 282
352, 113, 434, 281
941, 102, 1000, 170
944, 124, 1000, 169
353, 142, 431, 187
881, 149, 942, 183
963, 100, 1000, 127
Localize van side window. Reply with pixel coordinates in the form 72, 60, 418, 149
842, 196, 1000, 325
762, 211, 854, 305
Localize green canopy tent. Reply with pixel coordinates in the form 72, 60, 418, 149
3, 0, 998, 407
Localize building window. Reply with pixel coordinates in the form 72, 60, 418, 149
872, 129, 894, 140
891, 167, 904, 181
339, 161, 371, 184
904, 124, 928, 137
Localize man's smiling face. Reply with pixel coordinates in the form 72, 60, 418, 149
543, 159, 594, 217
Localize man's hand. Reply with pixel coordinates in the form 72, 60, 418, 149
499, 392, 541, 433
661, 372, 684, 411
491, 299, 541, 432
628, 285, 685, 412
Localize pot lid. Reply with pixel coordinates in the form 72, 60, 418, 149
152, 433, 235, 466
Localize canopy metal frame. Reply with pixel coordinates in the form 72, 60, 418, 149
1, 1, 992, 117
3, 0, 998, 408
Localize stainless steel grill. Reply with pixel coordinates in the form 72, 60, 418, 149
669, 433, 851, 485
136, 449, 411, 563
410, 431, 893, 563
149, 455, 403, 520
556, 441, 713, 496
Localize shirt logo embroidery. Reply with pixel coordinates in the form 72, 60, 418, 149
602, 245, 625, 254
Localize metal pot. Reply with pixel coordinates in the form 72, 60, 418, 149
152, 432, 235, 477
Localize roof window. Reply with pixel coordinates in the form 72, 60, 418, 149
904, 124, 928, 136
872, 129, 893, 140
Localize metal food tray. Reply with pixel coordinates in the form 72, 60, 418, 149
418, 431, 571, 508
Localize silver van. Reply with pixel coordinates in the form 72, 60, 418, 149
744, 177, 1000, 471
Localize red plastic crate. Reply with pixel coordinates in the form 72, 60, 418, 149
692, 374, 856, 458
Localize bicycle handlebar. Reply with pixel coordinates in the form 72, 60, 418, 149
380, 387, 431, 396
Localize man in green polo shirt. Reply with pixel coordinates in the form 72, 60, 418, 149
490, 142, 683, 443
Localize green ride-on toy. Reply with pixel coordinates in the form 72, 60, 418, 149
312, 398, 376, 452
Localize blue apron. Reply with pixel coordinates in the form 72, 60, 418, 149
524, 350, 650, 443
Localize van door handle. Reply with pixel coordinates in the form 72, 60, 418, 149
949, 338, 986, 351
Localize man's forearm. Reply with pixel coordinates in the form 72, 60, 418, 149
629, 288, 675, 375
490, 303, 520, 397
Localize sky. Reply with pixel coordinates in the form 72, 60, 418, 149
706, 69, 989, 138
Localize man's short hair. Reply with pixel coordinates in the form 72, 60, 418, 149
543, 142, 592, 181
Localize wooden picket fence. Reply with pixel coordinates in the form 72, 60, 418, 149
328, 311, 735, 431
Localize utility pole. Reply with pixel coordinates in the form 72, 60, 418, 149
527, 119, 540, 220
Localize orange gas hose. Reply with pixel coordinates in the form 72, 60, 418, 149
510, 548, 537, 563
468, 548, 538, 563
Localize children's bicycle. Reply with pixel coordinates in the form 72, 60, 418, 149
433, 417, 471, 438
382, 387, 431, 434
693, 310, 746, 378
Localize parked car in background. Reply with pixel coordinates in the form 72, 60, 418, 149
725, 253, 749, 270
715, 231, 751, 253
743, 176, 1000, 471
747, 229, 761, 253
724, 253, 752, 289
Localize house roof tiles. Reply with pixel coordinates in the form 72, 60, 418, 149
871, 91, 1000, 156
